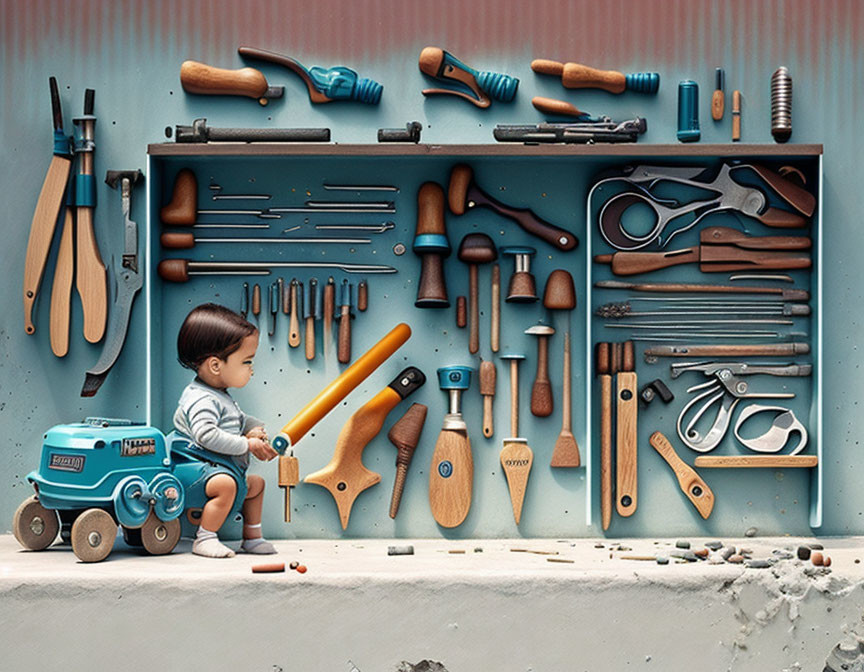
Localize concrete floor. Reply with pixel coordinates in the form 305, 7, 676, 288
2, 534, 864, 671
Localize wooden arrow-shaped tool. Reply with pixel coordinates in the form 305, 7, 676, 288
304, 367, 425, 529
500, 354, 533, 524
23, 77, 73, 336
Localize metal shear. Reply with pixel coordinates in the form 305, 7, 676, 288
592, 162, 816, 251
672, 361, 811, 452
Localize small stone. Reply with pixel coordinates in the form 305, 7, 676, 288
728, 554, 744, 564
772, 550, 794, 560
474, 547, 483, 553
797, 546, 811, 561
683, 551, 698, 562
705, 541, 723, 551
675, 540, 691, 549
296, 565, 307, 573
694, 548, 709, 559
746, 559, 772, 569
854, 558, 860, 564
811, 552, 824, 566
388, 545, 415, 556
739, 548, 753, 556
823, 556, 832, 567
595, 543, 605, 549
708, 555, 725, 565
617, 546, 632, 551
745, 527, 757, 537
289, 561, 300, 569
656, 556, 669, 565
721, 547, 736, 560
809, 543, 824, 550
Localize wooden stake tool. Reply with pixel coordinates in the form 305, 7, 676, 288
429, 366, 474, 528
49, 190, 74, 356
305, 368, 426, 529
649, 432, 714, 519
457, 233, 497, 354
479, 359, 496, 438
616, 341, 638, 517
24, 77, 73, 337
388, 403, 428, 519
596, 343, 613, 531
74, 90, 108, 343
500, 354, 533, 524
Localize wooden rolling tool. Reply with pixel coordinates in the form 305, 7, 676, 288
649, 432, 714, 519
544, 270, 580, 467
288, 279, 301, 348
616, 341, 638, 517
525, 324, 555, 417
337, 279, 354, 364
278, 451, 299, 522
531, 59, 660, 94
74, 90, 108, 343
490, 263, 501, 352
306, 367, 426, 529
457, 233, 497, 354
448, 164, 578, 251
24, 77, 73, 337
180, 59, 284, 105
413, 182, 451, 307
500, 354, 533, 524
388, 403, 428, 519
479, 359, 496, 439
596, 343, 613, 531
429, 366, 474, 528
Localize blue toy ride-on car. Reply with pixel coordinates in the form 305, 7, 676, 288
13, 417, 246, 562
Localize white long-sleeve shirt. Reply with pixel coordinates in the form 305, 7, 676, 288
173, 377, 265, 471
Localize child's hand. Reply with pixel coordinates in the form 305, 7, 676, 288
247, 437, 278, 462
246, 426, 268, 441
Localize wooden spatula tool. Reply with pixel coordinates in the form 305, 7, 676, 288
500, 353, 533, 524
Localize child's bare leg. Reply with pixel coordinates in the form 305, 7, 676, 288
193, 474, 237, 558
241, 474, 276, 554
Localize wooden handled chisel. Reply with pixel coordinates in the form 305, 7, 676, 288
337, 279, 354, 364
24, 77, 73, 336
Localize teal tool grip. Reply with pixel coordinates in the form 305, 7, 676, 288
75, 173, 97, 207
625, 72, 660, 94
437, 366, 473, 391
413, 233, 451, 254
53, 129, 72, 156
677, 80, 700, 142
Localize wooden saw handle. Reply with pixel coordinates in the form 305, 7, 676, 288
649, 432, 714, 520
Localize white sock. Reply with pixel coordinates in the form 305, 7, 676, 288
192, 528, 235, 558
241, 524, 276, 555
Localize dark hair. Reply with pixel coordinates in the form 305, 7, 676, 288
177, 303, 257, 371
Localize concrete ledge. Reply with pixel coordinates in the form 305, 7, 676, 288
2, 534, 863, 671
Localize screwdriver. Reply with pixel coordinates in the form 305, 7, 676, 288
531, 59, 659, 94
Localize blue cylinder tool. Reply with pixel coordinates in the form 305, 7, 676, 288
677, 80, 700, 142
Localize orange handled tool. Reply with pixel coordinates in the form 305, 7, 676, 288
531, 59, 659, 94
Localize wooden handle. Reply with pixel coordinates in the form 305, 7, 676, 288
288, 283, 300, 347
323, 280, 334, 341
649, 432, 714, 519
357, 280, 368, 311
510, 359, 520, 437
180, 60, 271, 102
160, 232, 195, 249
23, 154, 72, 335
304, 387, 402, 529
447, 164, 472, 215
76, 206, 107, 343
415, 182, 449, 306
455, 296, 467, 328
49, 208, 74, 356
389, 403, 428, 519
711, 89, 724, 121
429, 428, 474, 528
602, 280, 810, 301
468, 265, 479, 353
480, 359, 496, 439
305, 317, 315, 360
160, 169, 197, 226
417, 182, 447, 235
732, 90, 741, 141
277, 323, 411, 447
644, 343, 810, 358
531, 336, 553, 417
748, 164, 816, 216
252, 283, 261, 316
338, 306, 351, 363
490, 264, 500, 352
531, 59, 627, 93
699, 246, 812, 271
700, 227, 811, 249
600, 374, 613, 530
157, 259, 189, 282
278, 454, 299, 522
755, 207, 808, 228
531, 96, 587, 117
616, 370, 638, 517
596, 247, 699, 275
694, 455, 817, 468
561, 332, 572, 432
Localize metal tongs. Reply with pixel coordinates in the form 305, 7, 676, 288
672, 361, 811, 452
590, 162, 817, 250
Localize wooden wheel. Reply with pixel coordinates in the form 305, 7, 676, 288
13, 496, 59, 550
140, 513, 181, 556
70, 508, 117, 562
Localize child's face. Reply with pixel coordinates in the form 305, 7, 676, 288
210, 332, 259, 389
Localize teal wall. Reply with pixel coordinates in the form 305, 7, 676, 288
1, 0, 861, 539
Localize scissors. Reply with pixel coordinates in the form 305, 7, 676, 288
591, 163, 816, 251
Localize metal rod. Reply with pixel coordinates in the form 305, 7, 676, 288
604, 319, 793, 327
323, 184, 399, 192
190, 236, 371, 245
270, 206, 396, 214
186, 261, 397, 274
729, 273, 794, 283
305, 201, 394, 209
315, 222, 395, 233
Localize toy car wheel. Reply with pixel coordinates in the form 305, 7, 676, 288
122, 526, 143, 547
140, 512, 181, 556
13, 496, 59, 551
71, 508, 117, 563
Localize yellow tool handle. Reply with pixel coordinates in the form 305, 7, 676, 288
23, 154, 72, 335
274, 322, 411, 450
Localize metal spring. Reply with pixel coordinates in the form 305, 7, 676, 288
771, 67, 792, 142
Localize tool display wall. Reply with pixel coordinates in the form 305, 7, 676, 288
146, 143, 821, 539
